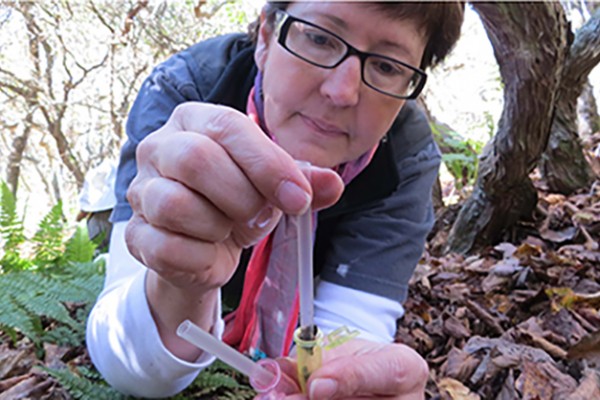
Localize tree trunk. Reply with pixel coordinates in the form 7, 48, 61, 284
6, 114, 32, 197
539, 8, 600, 194
446, 3, 569, 254
578, 80, 599, 138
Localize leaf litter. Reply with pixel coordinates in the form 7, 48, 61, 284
402, 167, 600, 399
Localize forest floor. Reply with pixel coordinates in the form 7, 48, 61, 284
399, 131, 600, 399
0, 132, 599, 399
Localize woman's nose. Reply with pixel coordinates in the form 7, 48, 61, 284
319, 56, 361, 107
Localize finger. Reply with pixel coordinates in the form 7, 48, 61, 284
308, 344, 428, 399
168, 103, 312, 215
230, 207, 283, 249
140, 130, 268, 224
129, 176, 233, 242
125, 215, 238, 289
306, 166, 344, 211
275, 357, 300, 386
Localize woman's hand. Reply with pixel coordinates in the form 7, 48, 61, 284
267, 339, 428, 400
124, 102, 344, 360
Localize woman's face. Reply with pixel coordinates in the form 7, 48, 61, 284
255, 2, 427, 168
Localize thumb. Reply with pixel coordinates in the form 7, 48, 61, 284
307, 344, 428, 399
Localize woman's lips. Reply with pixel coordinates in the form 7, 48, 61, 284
300, 114, 347, 137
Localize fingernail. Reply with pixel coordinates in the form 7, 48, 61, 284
309, 378, 338, 400
276, 180, 311, 214
248, 206, 274, 229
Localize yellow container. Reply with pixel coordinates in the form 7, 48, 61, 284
293, 327, 323, 393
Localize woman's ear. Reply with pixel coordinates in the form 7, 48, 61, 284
254, 8, 274, 72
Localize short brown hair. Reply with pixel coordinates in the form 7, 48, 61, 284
247, 1, 464, 70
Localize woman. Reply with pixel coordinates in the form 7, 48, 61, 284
87, 2, 464, 398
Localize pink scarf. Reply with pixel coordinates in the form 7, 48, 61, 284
222, 72, 377, 358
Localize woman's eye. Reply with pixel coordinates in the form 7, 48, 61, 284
306, 31, 332, 47
374, 61, 403, 76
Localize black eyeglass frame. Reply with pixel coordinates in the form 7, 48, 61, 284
273, 10, 428, 100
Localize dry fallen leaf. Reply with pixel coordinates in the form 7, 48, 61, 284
438, 377, 481, 400
565, 368, 600, 400
515, 358, 576, 400
568, 328, 600, 360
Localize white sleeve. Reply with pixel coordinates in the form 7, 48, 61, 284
314, 280, 404, 343
86, 221, 223, 398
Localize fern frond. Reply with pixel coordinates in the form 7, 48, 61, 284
63, 224, 96, 264
0, 252, 33, 273
0, 296, 43, 345
43, 324, 84, 347
0, 264, 103, 345
52, 262, 104, 303
43, 366, 130, 400
191, 370, 242, 390
1, 272, 77, 325
31, 201, 65, 269
218, 390, 256, 400
0, 181, 27, 272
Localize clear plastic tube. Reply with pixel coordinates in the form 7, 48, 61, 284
176, 320, 279, 392
295, 161, 315, 336
297, 206, 314, 331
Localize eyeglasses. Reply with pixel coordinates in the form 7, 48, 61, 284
273, 10, 427, 100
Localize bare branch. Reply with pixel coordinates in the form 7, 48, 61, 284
88, 0, 116, 34
122, 0, 149, 36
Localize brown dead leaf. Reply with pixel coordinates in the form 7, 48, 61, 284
437, 377, 480, 400
464, 336, 554, 364
481, 273, 511, 293
540, 225, 578, 243
464, 299, 504, 335
572, 210, 597, 225
574, 307, 600, 329
443, 283, 471, 301
568, 328, 600, 360
0, 374, 51, 400
490, 258, 523, 277
442, 347, 480, 382
514, 242, 543, 259
488, 294, 513, 315
542, 308, 589, 347
515, 326, 567, 359
0, 373, 32, 392
410, 261, 433, 288
545, 287, 600, 310
464, 257, 494, 274
443, 314, 471, 340
544, 193, 567, 205
0, 343, 36, 380
496, 370, 519, 400
515, 358, 577, 400
494, 242, 517, 259
558, 244, 600, 263
43, 343, 69, 370
565, 368, 600, 400
412, 328, 435, 352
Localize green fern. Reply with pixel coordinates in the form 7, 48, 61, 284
191, 371, 242, 390
0, 181, 29, 272
63, 224, 97, 264
174, 359, 256, 399
31, 201, 66, 269
0, 296, 43, 345
43, 366, 130, 400
0, 262, 104, 346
